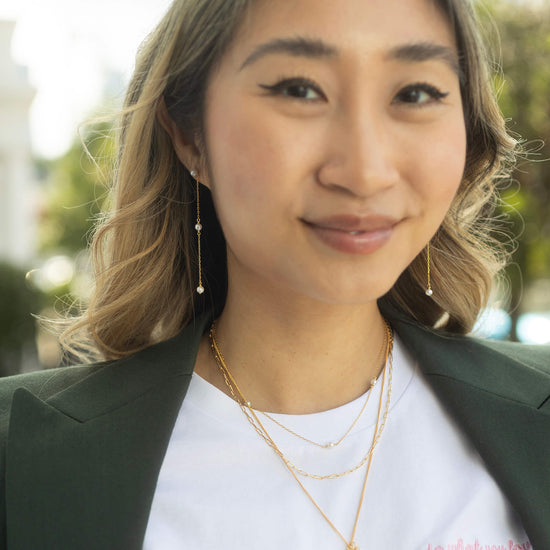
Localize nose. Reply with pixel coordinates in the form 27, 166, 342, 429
317, 107, 400, 198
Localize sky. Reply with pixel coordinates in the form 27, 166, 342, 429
0, 0, 173, 158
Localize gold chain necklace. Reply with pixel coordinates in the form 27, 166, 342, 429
208, 321, 393, 550
256, 329, 387, 449
210, 322, 393, 480
258, 379, 376, 448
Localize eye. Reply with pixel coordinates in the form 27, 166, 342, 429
259, 77, 325, 101
393, 83, 449, 106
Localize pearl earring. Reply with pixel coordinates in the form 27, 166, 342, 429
425, 242, 433, 297
190, 170, 204, 295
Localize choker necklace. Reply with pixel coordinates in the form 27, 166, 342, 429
257, 328, 387, 450
208, 321, 394, 550
209, 322, 393, 480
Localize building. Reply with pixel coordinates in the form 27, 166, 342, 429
0, 20, 36, 266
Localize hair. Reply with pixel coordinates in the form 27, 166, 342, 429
60, 0, 517, 361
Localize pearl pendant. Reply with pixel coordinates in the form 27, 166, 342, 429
425, 288, 433, 297
196, 285, 205, 294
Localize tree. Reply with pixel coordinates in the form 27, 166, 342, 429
39, 121, 115, 255
23, 121, 116, 370
0, 262, 44, 376
479, 0, 550, 337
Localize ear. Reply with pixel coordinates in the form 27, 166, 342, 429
157, 97, 210, 187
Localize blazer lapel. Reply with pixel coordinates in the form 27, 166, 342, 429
391, 315, 550, 549
5, 315, 209, 550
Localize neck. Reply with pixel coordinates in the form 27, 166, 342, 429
195, 278, 388, 415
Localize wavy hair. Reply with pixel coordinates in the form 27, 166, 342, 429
60, 0, 517, 361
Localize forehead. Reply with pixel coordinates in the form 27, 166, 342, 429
224, 0, 456, 69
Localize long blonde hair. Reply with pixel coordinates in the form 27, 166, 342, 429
61, 0, 517, 361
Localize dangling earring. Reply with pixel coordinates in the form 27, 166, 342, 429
190, 169, 204, 295
425, 242, 433, 297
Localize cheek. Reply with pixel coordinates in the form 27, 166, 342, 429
204, 93, 323, 231
411, 116, 467, 211
205, 100, 281, 206
203, 97, 298, 250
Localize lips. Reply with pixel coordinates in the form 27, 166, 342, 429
302, 214, 398, 255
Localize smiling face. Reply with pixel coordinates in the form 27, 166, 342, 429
195, 0, 466, 305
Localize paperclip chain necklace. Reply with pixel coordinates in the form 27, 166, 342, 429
210, 322, 393, 480
257, 329, 387, 449
208, 321, 393, 550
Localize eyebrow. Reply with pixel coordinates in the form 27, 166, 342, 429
239, 37, 337, 71
239, 36, 461, 79
387, 42, 461, 79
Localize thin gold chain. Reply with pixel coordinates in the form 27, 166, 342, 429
208, 323, 393, 550
194, 171, 203, 291
426, 242, 432, 295
257, 329, 387, 449
210, 323, 393, 480
258, 379, 376, 448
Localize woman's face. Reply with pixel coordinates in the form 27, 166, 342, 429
200, 0, 466, 304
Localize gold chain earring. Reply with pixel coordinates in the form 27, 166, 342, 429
190, 170, 205, 295
425, 242, 433, 297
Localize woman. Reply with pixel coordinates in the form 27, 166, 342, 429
1, 0, 549, 548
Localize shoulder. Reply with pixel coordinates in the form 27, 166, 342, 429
0, 363, 106, 403
0, 361, 110, 405
0, 363, 109, 435
392, 311, 550, 371
424, 323, 550, 376
0, 314, 209, 438
390, 312, 550, 409
469, 336, 550, 373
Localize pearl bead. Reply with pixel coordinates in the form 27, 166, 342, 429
195, 223, 202, 231
425, 288, 433, 297
196, 285, 205, 294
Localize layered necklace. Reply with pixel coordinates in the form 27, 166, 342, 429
257, 332, 387, 451
208, 320, 394, 550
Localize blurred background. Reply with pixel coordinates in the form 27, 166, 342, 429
0, 0, 549, 375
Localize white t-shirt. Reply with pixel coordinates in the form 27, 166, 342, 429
143, 337, 531, 550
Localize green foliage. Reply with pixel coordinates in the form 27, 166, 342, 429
39, 121, 115, 255
480, 0, 550, 292
23, 121, 116, 371
0, 262, 44, 375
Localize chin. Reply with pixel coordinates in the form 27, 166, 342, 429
295, 278, 396, 307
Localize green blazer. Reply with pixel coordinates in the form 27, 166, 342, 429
0, 313, 549, 550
